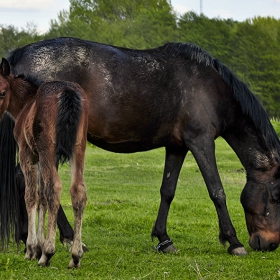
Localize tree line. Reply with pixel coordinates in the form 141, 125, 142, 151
0, 0, 279, 116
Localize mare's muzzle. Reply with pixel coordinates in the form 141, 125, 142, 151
249, 233, 279, 251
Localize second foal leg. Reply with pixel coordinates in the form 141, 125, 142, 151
36, 172, 47, 258
68, 146, 87, 268
38, 162, 62, 267
19, 151, 39, 260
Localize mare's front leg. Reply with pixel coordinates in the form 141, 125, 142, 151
188, 136, 247, 256
68, 144, 87, 268
19, 150, 39, 260
152, 147, 187, 252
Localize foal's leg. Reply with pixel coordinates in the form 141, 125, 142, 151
37, 171, 47, 258
16, 163, 76, 248
19, 149, 39, 260
68, 146, 87, 269
152, 147, 187, 252
38, 158, 62, 267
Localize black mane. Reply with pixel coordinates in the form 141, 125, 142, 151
7, 42, 37, 69
163, 42, 280, 154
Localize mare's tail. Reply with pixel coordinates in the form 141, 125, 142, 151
0, 113, 19, 249
56, 89, 83, 165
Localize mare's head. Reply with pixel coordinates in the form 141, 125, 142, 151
241, 166, 280, 251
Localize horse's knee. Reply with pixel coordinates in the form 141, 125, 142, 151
209, 189, 226, 206
70, 183, 87, 210
160, 188, 175, 204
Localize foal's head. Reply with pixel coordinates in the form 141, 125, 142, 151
0, 58, 38, 119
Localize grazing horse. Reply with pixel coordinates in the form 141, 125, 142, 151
1, 37, 280, 256
0, 58, 88, 268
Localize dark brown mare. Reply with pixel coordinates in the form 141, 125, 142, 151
1, 37, 280, 256
0, 58, 88, 268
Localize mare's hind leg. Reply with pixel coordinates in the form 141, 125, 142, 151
187, 136, 247, 256
15, 164, 28, 246
152, 147, 187, 252
19, 149, 39, 260
68, 145, 87, 268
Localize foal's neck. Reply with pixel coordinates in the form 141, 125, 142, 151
9, 78, 38, 119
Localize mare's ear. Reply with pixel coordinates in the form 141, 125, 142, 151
0, 58, 10, 76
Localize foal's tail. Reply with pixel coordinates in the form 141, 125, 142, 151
56, 88, 83, 165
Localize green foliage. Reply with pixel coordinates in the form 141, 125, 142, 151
47, 0, 177, 48
1, 138, 280, 279
271, 119, 280, 137
0, 24, 43, 57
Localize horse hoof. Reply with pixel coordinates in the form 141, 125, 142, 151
162, 244, 178, 253
25, 253, 32, 260
229, 246, 248, 256
68, 257, 81, 269
38, 258, 51, 267
154, 239, 178, 253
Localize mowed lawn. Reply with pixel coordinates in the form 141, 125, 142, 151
1, 137, 280, 279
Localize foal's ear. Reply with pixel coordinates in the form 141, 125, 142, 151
0, 58, 10, 76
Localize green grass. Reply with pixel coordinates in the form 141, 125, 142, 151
1, 138, 280, 279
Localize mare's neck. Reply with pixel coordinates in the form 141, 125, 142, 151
223, 121, 280, 179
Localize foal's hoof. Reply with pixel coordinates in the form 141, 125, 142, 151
25, 246, 38, 260
38, 252, 54, 267
228, 246, 248, 256
155, 239, 178, 253
68, 256, 81, 269
38, 259, 51, 267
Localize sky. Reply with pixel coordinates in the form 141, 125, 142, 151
0, 0, 280, 34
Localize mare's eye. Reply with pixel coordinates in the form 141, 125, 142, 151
0, 91, 6, 98
271, 196, 280, 204
271, 187, 280, 204
271, 197, 280, 203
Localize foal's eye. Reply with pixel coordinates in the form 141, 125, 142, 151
0, 91, 6, 98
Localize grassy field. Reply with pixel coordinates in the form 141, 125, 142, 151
1, 137, 280, 279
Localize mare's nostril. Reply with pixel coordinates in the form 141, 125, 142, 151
268, 242, 278, 251
256, 235, 261, 250
249, 234, 261, 250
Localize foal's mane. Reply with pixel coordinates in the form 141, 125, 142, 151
162, 42, 280, 154
12, 73, 44, 98
19, 74, 44, 89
